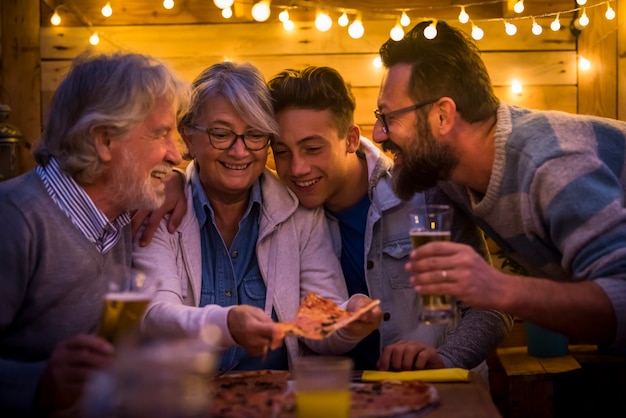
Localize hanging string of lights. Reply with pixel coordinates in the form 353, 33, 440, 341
49, 0, 616, 44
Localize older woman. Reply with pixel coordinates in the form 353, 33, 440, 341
133, 61, 381, 371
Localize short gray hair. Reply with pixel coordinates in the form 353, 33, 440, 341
34, 52, 190, 183
179, 61, 278, 137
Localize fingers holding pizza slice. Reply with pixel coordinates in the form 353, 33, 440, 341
272, 292, 381, 345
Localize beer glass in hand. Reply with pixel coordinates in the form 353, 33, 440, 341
409, 205, 455, 324
97, 267, 154, 345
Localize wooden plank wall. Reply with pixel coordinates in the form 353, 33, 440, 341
2, 1, 625, 172
39, 17, 578, 140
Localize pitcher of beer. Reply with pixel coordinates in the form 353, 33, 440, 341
97, 267, 156, 345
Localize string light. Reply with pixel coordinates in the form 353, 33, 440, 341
531, 18, 542, 36
89, 32, 100, 45
579, 8, 589, 26
400, 11, 411, 27
222, 7, 233, 19
213, 0, 234, 8
315, 11, 332, 32
576, 0, 587, 5
513, 0, 524, 14
390, 21, 405, 41
251, 0, 271, 22
550, 14, 561, 31
471, 22, 484, 41
423, 20, 438, 40
101, 2, 112, 18
348, 15, 365, 39
279, 10, 289, 22
338, 12, 349, 27
504, 21, 517, 36
605, 3, 616, 20
458, 6, 469, 24
50, 9, 61, 25
511, 79, 522, 94
163, 0, 174, 10
579, 55, 591, 71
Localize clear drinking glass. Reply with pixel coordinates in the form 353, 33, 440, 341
409, 205, 456, 324
293, 356, 353, 418
82, 336, 217, 418
96, 266, 156, 346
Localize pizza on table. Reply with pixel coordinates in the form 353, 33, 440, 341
210, 370, 439, 418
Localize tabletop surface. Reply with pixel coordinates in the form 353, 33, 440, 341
213, 369, 502, 418
423, 372, 501, 418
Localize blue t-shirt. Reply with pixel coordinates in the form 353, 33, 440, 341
191, 170, 288, 371
329, 193, 380, 370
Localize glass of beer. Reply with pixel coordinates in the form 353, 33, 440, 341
97, 267, 154, 345
409, 205, 455, 324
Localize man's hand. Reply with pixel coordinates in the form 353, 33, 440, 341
343, 295, 383, 338
227, 305, 280, 356
377, 340, 445, 371
35, 334, 114, 413
132, 170, 187, 247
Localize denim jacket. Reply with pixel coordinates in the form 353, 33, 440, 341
327, 137, 513, 371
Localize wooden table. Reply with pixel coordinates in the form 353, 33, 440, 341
426, 371, 501, 417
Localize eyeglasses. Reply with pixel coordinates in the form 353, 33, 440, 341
374, 99, 439, 134
187, 125, 271, 151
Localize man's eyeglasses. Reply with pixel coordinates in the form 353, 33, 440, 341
187, 125, 271, 151
374, 99, 439, 134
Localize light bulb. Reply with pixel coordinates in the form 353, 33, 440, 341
338, 12, 349, 27
606, 5, 616, 20
513, 0, 524, 14
373, 57, 382, 68
283, 20, 294, 31
576, 0, 587, 5
390, 23, 404, 41
348, 19, 364, 39
89, 32, 100, 46
101, 2, 112, 17
400, 11, 410, 27
511, 79, 522, 94
505, 21, 517, 36
213, 0, 234, 8
579, 9, 589, 26
458, 6, 469, 24
423, 21, 437, 40
251, 1, 271, 22
279, 10, 289, 22
315, 12, 332, 32
579, 56, 591, 71
550, 15, 561, 31
50, 10, 61, 25
471, 24, 484, 41
222, 7, 232, 18
163, 0, 174, 10
531, 19, 542, 35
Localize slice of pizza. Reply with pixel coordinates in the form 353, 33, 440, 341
273, 292, 380, 341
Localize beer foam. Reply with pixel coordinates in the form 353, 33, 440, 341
105, 292, 151, 301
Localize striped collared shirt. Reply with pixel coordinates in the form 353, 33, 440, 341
37, 157, 131, 254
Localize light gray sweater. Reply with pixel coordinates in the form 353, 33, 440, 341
0, 169, 132, 416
